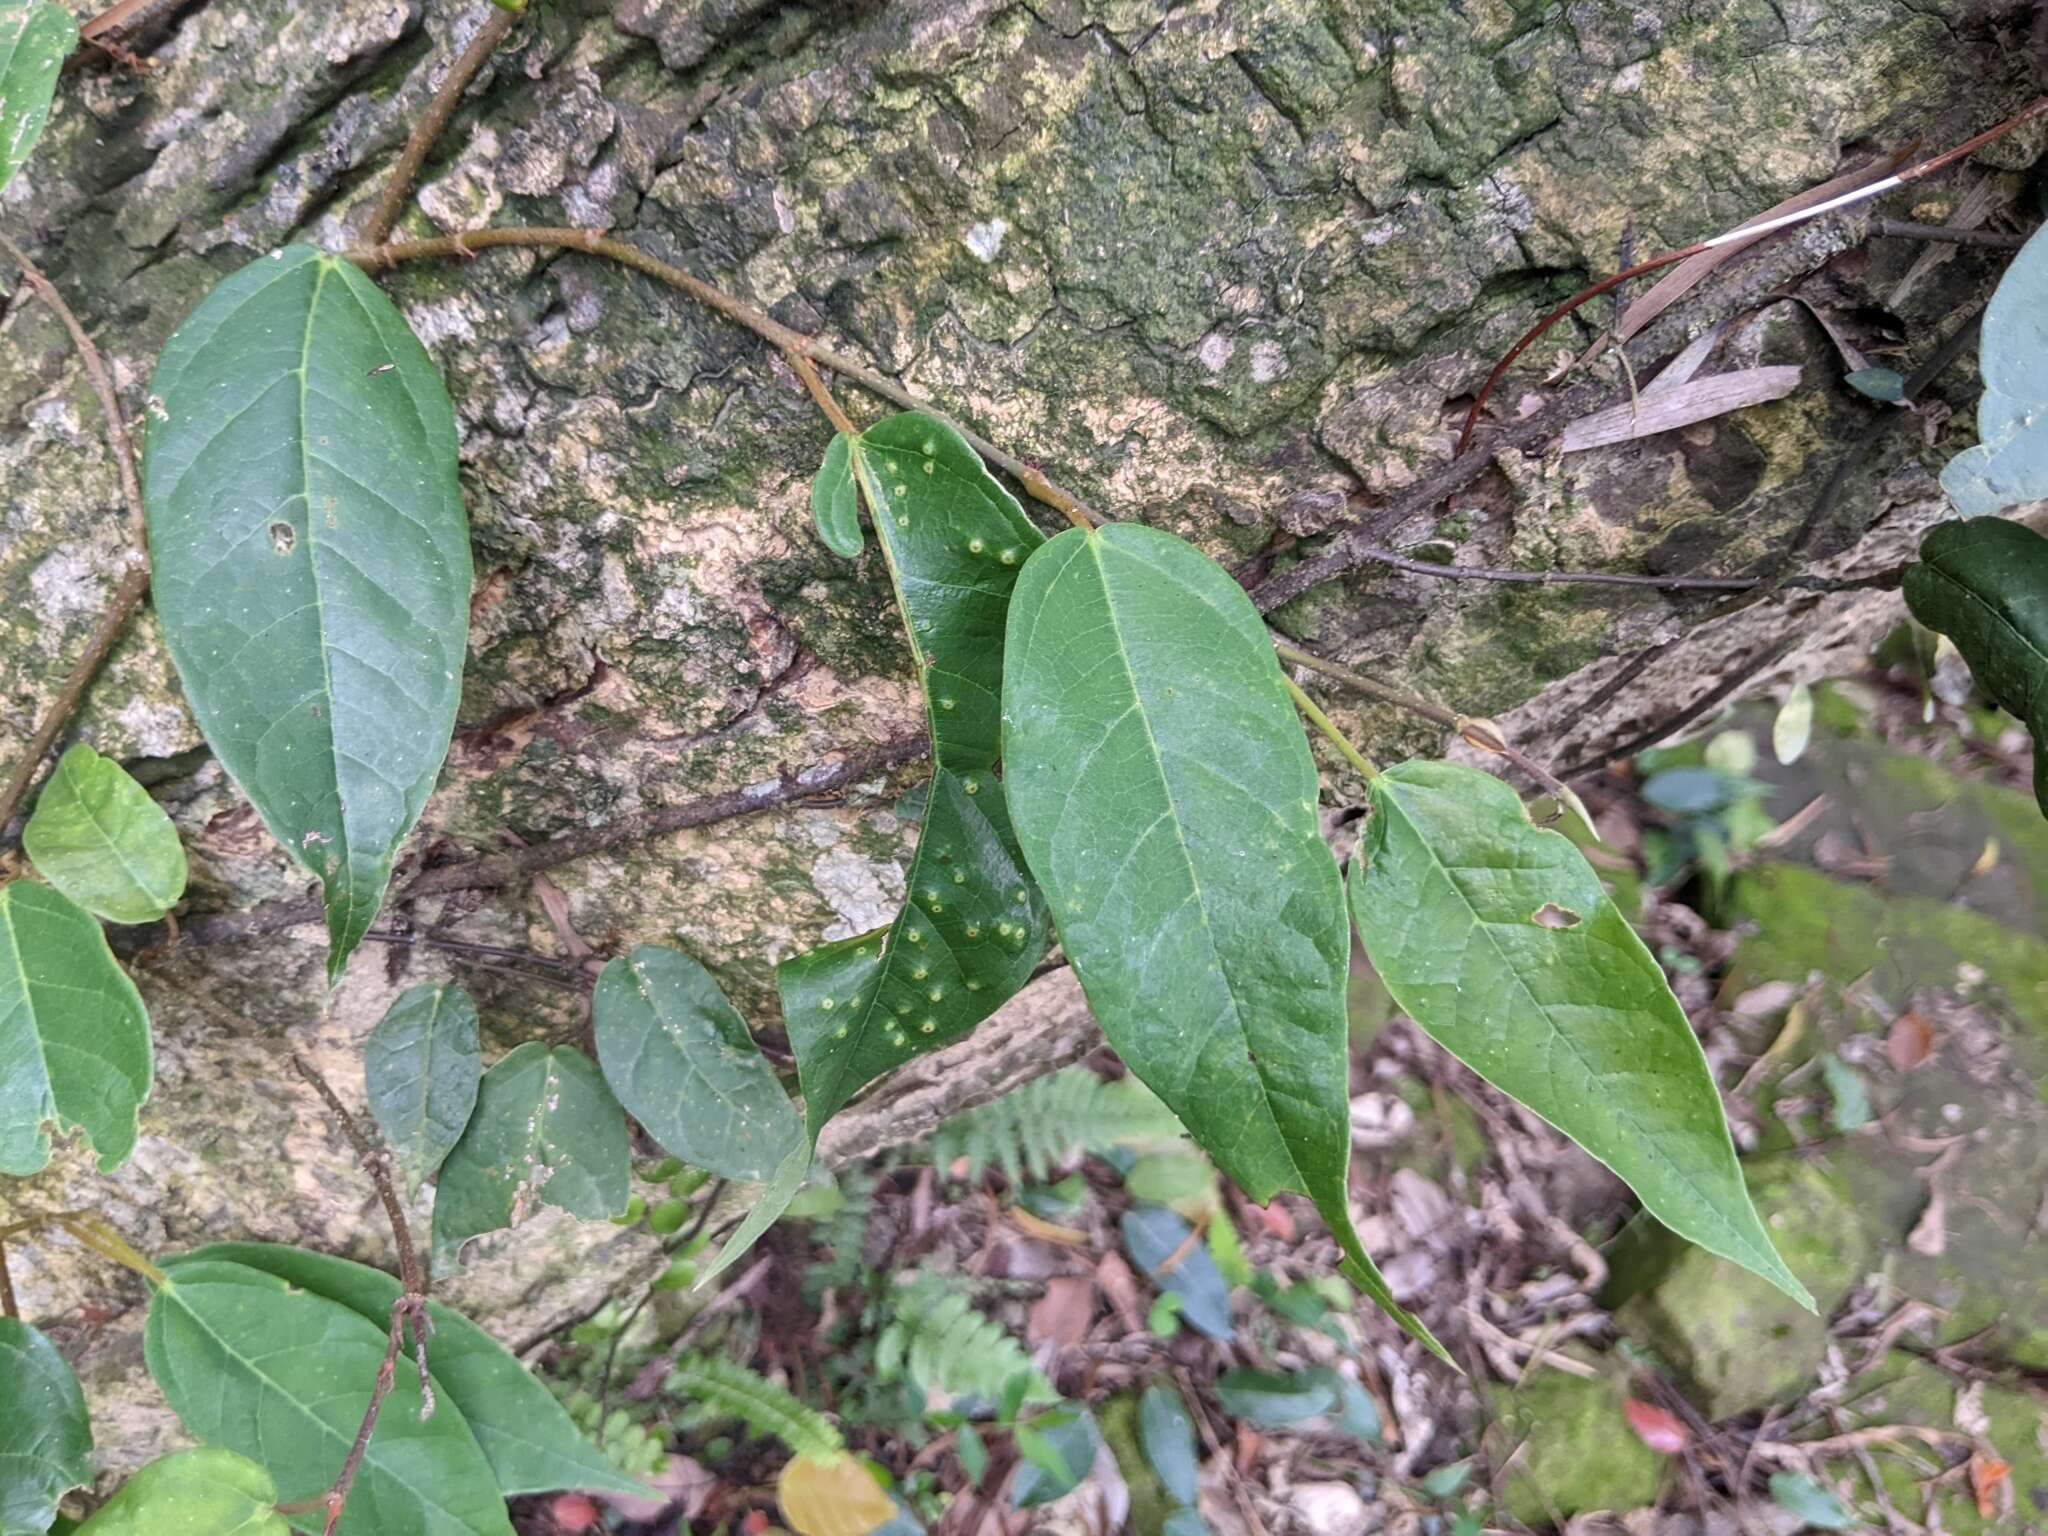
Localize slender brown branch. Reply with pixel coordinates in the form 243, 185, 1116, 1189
283, 1054, 435, 1533
787, 350, 859, 437
1870, 218, 2027, 250
346, 228, 1101, 530
1455, 96, 2048, 455
0, 1242, 16, 1320
360, 6, 518, 246
288, 1054, 427, 1298
0, 234, 151, 834
1340, 545, 1762, 591
158, 732, 930, 950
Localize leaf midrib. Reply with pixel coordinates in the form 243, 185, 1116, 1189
1074, 530, 1308, 1199
1375, 780, 1790, 1288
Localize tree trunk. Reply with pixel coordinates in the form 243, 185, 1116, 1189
0, 0, 2029, 1475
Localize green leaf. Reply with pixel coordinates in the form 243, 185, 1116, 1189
432, 1044, 628, 1270
1772, 682, 1814, 766
0, 880, 153, 1176
668, 1355, 844, 1461
74, 1449, 287, 1536
1011, 1410, 1095, 1509
1903, 517, 2048, 816
727, 412, 1051, 1275
593, 946, 801, 1183
956, 1424, 987, 1483
0, 1318, 93, 1536
1121, 1207, 1232, 1344
1942, 225, 2048, 516
176, 1243, 647, 1499
811, 432, 861, 557
1819, 1054, 1871, 1133
1161, 1512, 1213, 1536
1330, 1373, 1381, 1445
1211, 1369, 1336, 1427
1349, 759, 1811, 1308
146, 1260, 511, 1536
22, 744, 187, 923
1003, 523, 1441, 1357
783, 412, 1050, 1136
142, 246, 471, 982
696, 1135, 812, 1286
1138, 1385, 1198, 1506
1843, 366, 1906, 403
363, 983, 480, 1195
0, 0, 74, 195
1767, 1471, 1855, 1531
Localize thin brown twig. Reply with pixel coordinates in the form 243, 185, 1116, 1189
0, 1243, 16, 1320
284, 1053, 434, 1535
1870, 218, 2027, 250
0, 234, 151, 835
786, 350, 859, 437
1455, 96, 2048, 455
346, 228, 1101, 530
1341, 545, 1762, 591
360, 6, 519, 246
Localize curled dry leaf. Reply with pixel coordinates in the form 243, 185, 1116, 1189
1886, 1011, 1936, 1072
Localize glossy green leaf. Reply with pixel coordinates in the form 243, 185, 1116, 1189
0, 1318, 92, 1536
1942, 225, 2048, 516
177, 1243, 647, 1498
0, 880, 153, 1176
74, 1449, 287, 1536
363, 983, 480, 1194
22, 744, 186, 923
718, 413, 1051, 1278
1903, 517, 2048, 815
145, 1260, 512, 1536
783, 411, 1050, 1137
432, 1044, 628, 1270
0, 1, 74, 195
811, 432, 861, 557
1138, 1385, 1198, 1506
1349, 759, 1811, 1307
1003, 523, 1440, 1357
142, 245, 472, 982
593, 946, 800, 1182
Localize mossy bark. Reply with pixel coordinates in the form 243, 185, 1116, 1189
0, 0, 2037, 1478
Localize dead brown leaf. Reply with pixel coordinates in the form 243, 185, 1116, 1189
1969, 1452, 2012, 1520
1094, 1252, 1145, 1334
1886, 1011, 1936, 1072
1027, 1275, 1097, 1348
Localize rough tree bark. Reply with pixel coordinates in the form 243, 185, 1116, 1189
0, 0, 2034, 1475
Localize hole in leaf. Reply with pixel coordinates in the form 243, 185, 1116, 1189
269, 521, 297, 554
1532, 902, 1581, 930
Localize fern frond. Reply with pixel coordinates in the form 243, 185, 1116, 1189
670, 1354, 844, 1461
882, 1274, 1059, 1409
930, 1068, 1185, 1184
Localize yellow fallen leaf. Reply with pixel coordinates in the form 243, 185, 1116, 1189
777, 1453, 895, 1536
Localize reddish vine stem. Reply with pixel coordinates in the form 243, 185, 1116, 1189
1455, 95, 2048, 456
0, 234, 151, 835
361, 6, 519, 246
284, 1054, 434, 1534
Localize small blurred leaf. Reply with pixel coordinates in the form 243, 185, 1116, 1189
1012, 1410, 1095, 1509
1773, 682, 1815, 765
956, 1424, 987, 1484
0, 0, 75, 194
1844, 366, 1906, 403
363, 982, 480, 1194
811, 433, 862, 557
777, 1454, 895, 1536
1420, 1461, 1472, 1500
1768, 1471, 1855, 1530
1329, 1374, 1381, 1445
1819, 1054, 1872, 1132
74, 1449, 286, 1536
1640, 767, 1739, 814
1212, 1369, 1334, 1427
1162, 1513, 1213, 1536
1123, 1148, 1214, 1213
1147, 1292, 1184, 1338
1138, 1385, 1199, 1506
1122, 1207, 1233, 1342
23, 744, 187, 923
1623, 1398, 1689, 1455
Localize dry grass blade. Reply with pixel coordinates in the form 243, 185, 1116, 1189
1559, 365, 1801, 452
1614, 154, 1905, 343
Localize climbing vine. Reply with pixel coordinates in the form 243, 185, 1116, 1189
3, 0, 2046, 1532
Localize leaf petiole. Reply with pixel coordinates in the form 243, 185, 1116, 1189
1281, 677, 1378, 781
